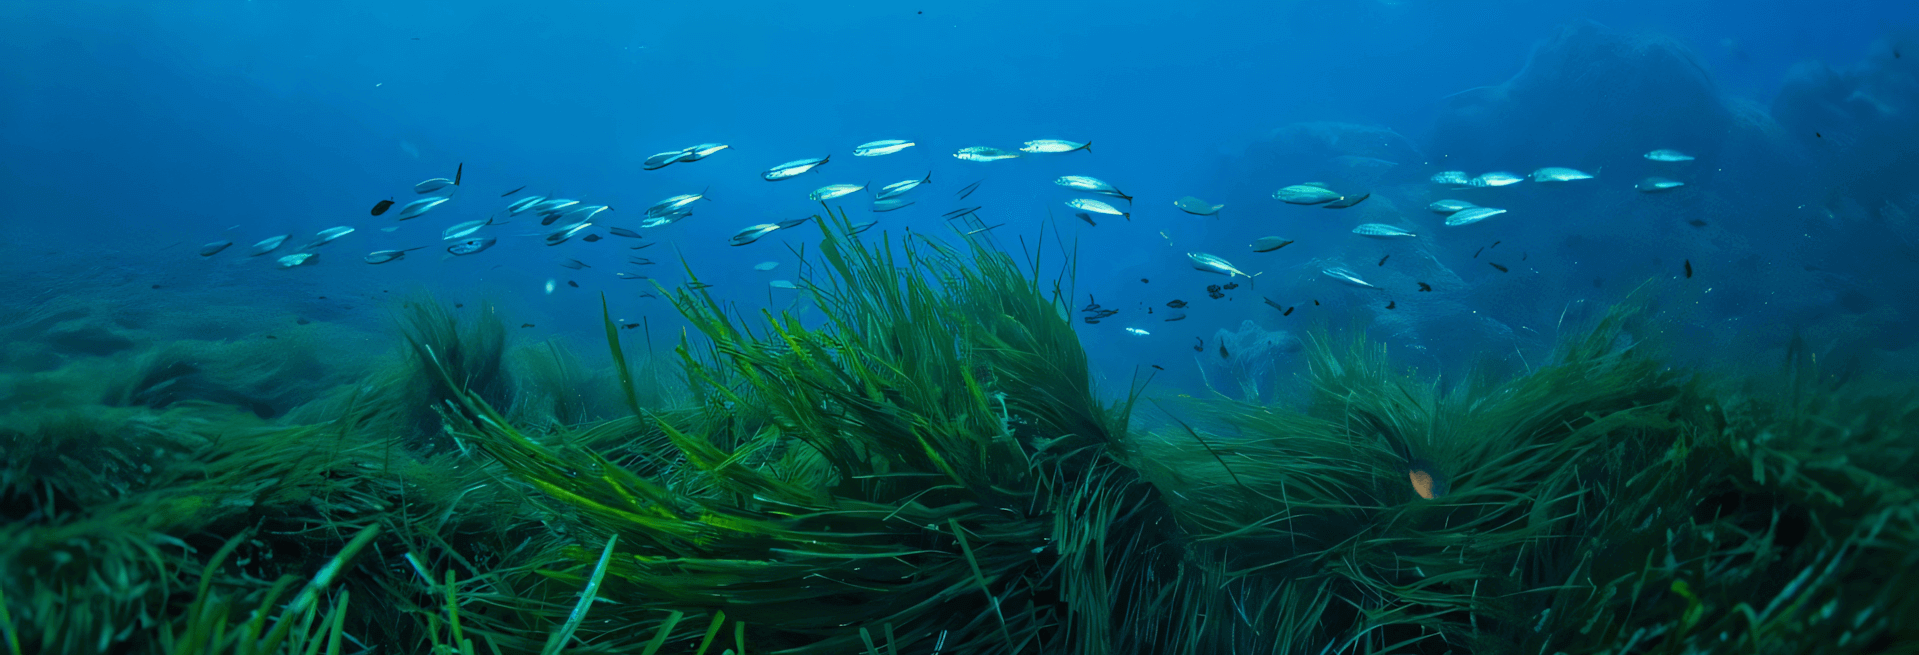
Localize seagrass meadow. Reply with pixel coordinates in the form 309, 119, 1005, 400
2, 216, 1916, 655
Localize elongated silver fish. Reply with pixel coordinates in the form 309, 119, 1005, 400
1644, 149, 1694, 162
876, 173, 932, 200
1531, 167, 1593, 182
854, 139, 915, 157
762, 156, 829, 181
199, 240, 232, 257
1444, 206, 1508, 226
363, 247, 424, 264
1467, 172, 1524, 187
1066, 198, 1128, 220
395, 196, 452, 220
1174, 196, 1224, 216
1055, 176, 1131, 201
607, 227, 643, 239
679, 143, 730, 161
277, 253, 316, 269
638, 209, 693, 229
775, 216, 812, 229
1323, 193, 1370, 209
249, 235, 289, 256
810, 183, 867, 202
1250, 236, 1293, 252
1431, 171, 1471, 185
953, 146, 1021, 162
1352, 223, 1417, 238
1021, 139, 1090, 154
770, 279, 799, 289
442, 218, 493, 240
1322, 266, 1379, 289
1428, 199, 1478, 214
646, 191, 707, 217
1273, 185, 1344, 205
447, 237, 496, 255
507, 195, 547, 215
754, 261, 780, 271
414, 178, 454, 194
533, 199, 580, 214
643, 150, 691, 170
730, 223, 782, 246
1188, 252, 1251, 278
872, 198, 915, 212
545, 221, 593, 246
311, 226, 355, 246
1636, 177, 1686, 192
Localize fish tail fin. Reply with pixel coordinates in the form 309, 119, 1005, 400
700, 185, 713, 202
1082, 141, 1092, 152
1123, 212, 1131, 222
923, 171, 933, 184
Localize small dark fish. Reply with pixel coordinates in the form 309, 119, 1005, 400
1192, 337, 1204, 352
943, 206, 981, 218
1218, 344, 1229, 359
541, 213, 561, 226
1417, 282, 1432, 292
266, 335, 277, 339
1082, 295, 1101, 311
1262, 297, 1282, 311
1166, 299, 1187, 308
1378, 254, 1390, 266
501, 185, 526, 197
1141, 278, 1149, 283
623, 323, 642, 329
1163, 314, 1186, 322
1522, 252, 1528, 261
1816, 132, 1822, 138
454, 162, 464, 186
687, 281, 714, 290
1489, 262, 1509, 272
1313, 299, 1320, 306
560, 258, 590, 270
1283, 306, 1294, 316
1687, 219, 1708, 228
1151, 364, 1164, 371
576, 234, 600, 243
1084, 317, 1102, 324
370, 199, 395, 216
630, 257, 656, 265
1386, 301, 1396, 310
956, 180, 982, 200
1473, 247, 1484, 258
199, 241, 233, 256
521, 323, 535, 328
1491, 240, 1501, 249
608, 227, 643, 238
1222, 282, 1238, 290
630, 243, 656, 250
1684, 260, 1693, 278
1322, 193, 1369, 209
1076, 212, 1096, 226
455, 303, 464, 308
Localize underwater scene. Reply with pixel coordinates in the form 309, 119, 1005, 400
4, 1, 1919, 653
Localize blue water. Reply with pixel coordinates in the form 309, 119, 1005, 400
3, 0, 1916, 391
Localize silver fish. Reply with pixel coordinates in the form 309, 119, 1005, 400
1174, 196, 1224, 216
1531, 167, 1594, 182
1352, 223, 1417, 238
546, 221, 593, 245
1636, 177, 1686, 192
310, 226, 355, 246
363, 247, 422, 264
442, 218, 493, 240
872, 198, 915, 212
1020, 139, 1090, 154
1467, 172, 1524, 187
199, 240, 232, 256
414, 178, 454, 194
507, 195, 547, 215
854, 139, 915, 157
643, 150, 691, 170
395, 196, 452, 220
1188, 252, 1251, 278
638, 209, 692, 229
1428, 199, 1478, 214
1323, 193, 1370, 209
1430, 171, 1471, 185
754, 261, 780, 271
1644, 149, 1694, 162
533, 199, 580, 214
1444, 206, 1508, 226
646, 191, 707, 217
277, 253, 316, 269
876, 173, 932, 200
559, 258, 590, 270
810, 183, 867, 201
953, 146, 1021, 162
762, 156, 830, 181
1322, 266, 1380, 289
249, 235, 289, 256
769, 279, 799, 289
607, 227, 643, 238
730, 223, 782, 246
447, 237, 496, 255
1055, 176, 1132, 201
1273, 185, 1344, 205
775, 216, 813, 229
1250, 236, 1293, 252
616, 272, 649, 280
1066, 198, 1128, 220
679, 143, 730, 161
